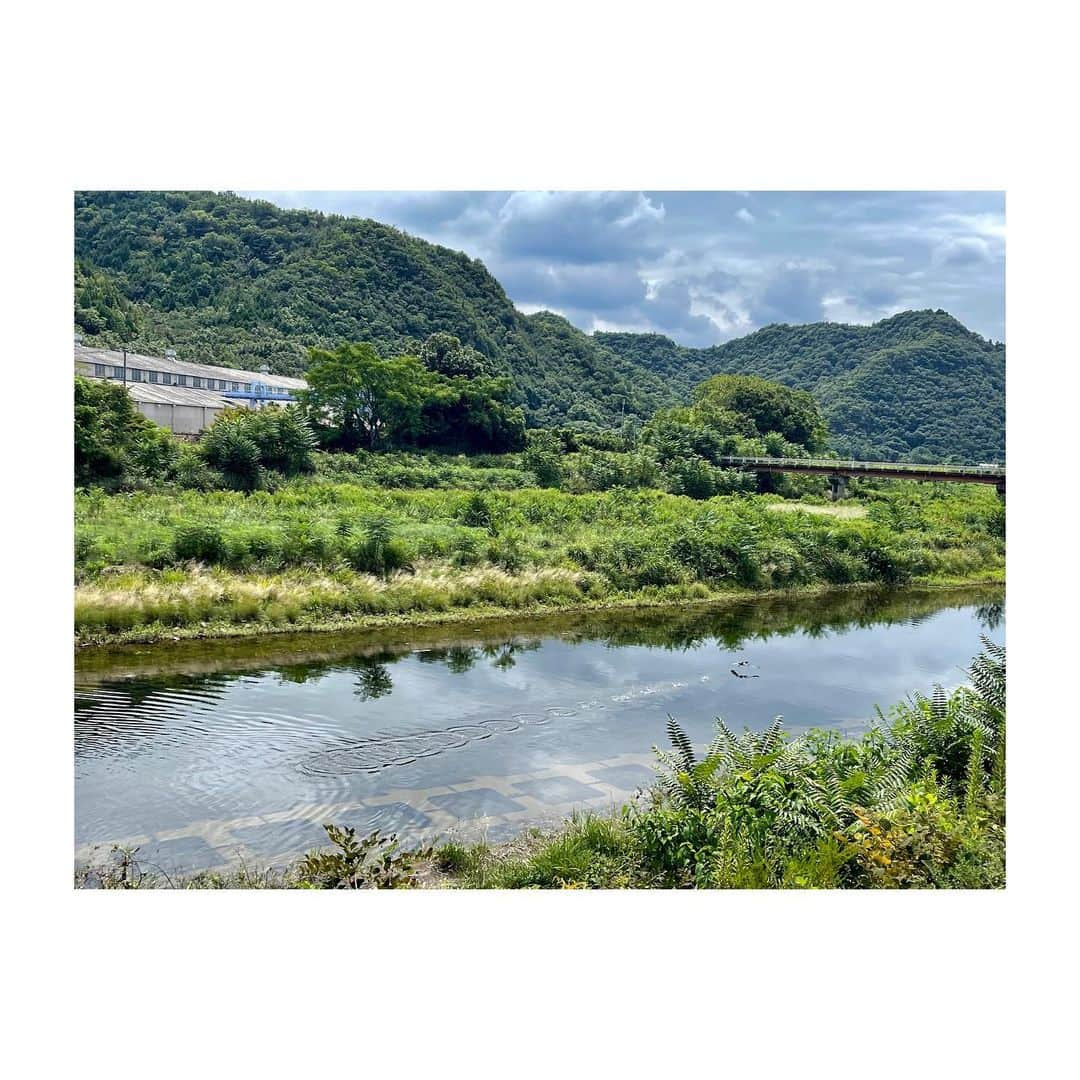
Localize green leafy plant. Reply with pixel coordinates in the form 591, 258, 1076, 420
296, 825, 430, 889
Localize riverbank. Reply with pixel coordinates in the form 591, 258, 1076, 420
74, 481, 1004, 647
76, 569, 1004, 649
75, 581, 1004, 678
76, 638, 1006, 889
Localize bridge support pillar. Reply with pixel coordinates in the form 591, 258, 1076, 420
827, 475, 849, 502
996, 480, 1006, 503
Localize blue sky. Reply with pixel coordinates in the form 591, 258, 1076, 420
243, 191, 1005, 347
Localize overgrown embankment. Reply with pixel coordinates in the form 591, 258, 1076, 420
75, 480, 1004, 646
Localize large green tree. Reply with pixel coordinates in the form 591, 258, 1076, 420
299, 343, 435, 450
417, 375, 526, 453
689, 374, 828, 452
418, 332, 501, 379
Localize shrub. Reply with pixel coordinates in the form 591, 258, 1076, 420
296, 825, 430, 889
74, 376, 179, 489
625, 640, 1006, 889
457, 491, 499, 532
345, 515, 413, 576
522, 431, 564, 487
197, 406, 316, 491
172, 524, 228, 563
199, 421, 264, 491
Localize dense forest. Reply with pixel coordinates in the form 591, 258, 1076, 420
596, 311, 1005, 462
74, 191, 1005, 462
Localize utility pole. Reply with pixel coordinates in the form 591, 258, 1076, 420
122, 347, 128, 387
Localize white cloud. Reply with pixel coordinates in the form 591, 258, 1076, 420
821, 293, 904, 325
939, 212, 1006, 241
514, 300, 566, 317
246, 190, 1006, 345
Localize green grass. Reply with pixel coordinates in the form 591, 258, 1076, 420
74, 477, 1004, 644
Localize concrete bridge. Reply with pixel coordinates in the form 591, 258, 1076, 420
716, 456, 1006, 500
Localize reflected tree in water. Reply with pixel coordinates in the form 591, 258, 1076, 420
976, 602, 1004, 632
417, 646, 480, 674
481, 637, 542, 670
446, 647, 479, 674
354, 663, 394, 701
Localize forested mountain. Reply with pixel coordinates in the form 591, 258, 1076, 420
74, 191, 1005, 462
597, 311, 1005, 462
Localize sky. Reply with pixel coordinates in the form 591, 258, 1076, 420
243, 191, 1005, 347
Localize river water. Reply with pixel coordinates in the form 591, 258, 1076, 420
74, 586, 1004, 872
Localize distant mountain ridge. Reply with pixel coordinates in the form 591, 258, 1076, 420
595, 311, 1005, 462
74, 190, 1005, 462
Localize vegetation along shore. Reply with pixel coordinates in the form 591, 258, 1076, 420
75, 360, 1002, 647
75, 473, 1003, 646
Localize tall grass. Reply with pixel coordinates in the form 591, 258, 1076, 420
74, 479, 1004, 640
75, 564, 592, 636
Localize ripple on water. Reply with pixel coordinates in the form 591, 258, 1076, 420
295, 699, 590, 777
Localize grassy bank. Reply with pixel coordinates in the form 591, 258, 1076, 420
75, 480, 1004, 646
74, 583, 1004, 678
77, 641, 1005, 890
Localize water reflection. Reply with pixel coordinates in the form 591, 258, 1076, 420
74, 585, 1004, 868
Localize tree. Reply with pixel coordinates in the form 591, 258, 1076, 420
690, 374, 828, 452
299, 343, 435, 450
418, 332, 500, 379
74, 376, 177, 487
417, 375, 526, 453
74, 262, 142, 340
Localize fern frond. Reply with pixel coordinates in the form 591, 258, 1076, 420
666, 715, 696, 771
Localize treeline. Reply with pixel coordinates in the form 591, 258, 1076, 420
75, 356, 827, 501
74, 191, 1005, 461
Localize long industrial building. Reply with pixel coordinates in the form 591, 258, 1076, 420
74, 343, 307, 434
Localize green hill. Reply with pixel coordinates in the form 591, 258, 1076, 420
75, 191, 1005, 462
596, 312, 1005, 462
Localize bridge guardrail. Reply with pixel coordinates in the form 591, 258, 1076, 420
715, 456, 1005, 478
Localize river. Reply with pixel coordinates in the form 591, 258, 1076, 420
74, 585, 1004, 872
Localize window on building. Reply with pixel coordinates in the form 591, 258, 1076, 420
93, 364, 106, 377
231, 382, 240, 391
149, 371, 159, 383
